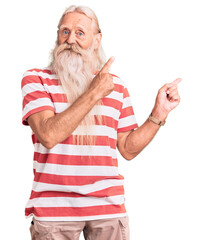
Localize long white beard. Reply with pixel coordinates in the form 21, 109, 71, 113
49, 42, 104, 145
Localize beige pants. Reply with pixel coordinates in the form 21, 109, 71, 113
30, 216, 130, 240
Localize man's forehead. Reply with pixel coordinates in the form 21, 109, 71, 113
59, 12, 92, 30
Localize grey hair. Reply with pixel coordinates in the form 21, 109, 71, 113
57, 5, 101, 34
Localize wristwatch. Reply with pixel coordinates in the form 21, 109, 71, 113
148, 113, 166, 126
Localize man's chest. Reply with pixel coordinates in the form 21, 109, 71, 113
44, 83, 123, 122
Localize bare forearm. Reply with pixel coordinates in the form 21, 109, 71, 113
125, 118, 161, 158
125, 107, 168, 158
42, 89, 99, 147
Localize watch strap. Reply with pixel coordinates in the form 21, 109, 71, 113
149, 113, 166, 126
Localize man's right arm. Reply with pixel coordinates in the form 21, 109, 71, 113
27, 57, 115, 149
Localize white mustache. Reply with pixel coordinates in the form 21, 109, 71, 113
55, 43, 87, 57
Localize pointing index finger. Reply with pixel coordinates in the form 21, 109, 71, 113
159, 78, 182, 93
100, 56, 115, 73
169, 78, 182, 86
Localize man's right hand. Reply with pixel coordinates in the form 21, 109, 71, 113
89, 57, 115, 100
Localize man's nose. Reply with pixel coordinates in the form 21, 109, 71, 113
66, 31, 76, 44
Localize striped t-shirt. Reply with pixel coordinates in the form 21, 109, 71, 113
21, 68, 138, 221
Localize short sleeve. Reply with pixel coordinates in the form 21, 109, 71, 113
21, 70, 55, 125
117, 84, 138, 132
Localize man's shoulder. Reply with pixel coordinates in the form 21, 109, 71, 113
23, 67, 54, 76
110, 74, 126, 88
21, 67, 58, 87
22, 67, 57, 80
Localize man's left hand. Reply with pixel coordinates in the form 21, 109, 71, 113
152, 78, 182, 120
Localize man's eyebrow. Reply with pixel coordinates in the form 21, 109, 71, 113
59, 24, 87, 31
59, 24, 69, 30
76, 25, 87, 31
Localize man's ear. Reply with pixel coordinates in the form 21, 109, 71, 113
94, 33, 102, 50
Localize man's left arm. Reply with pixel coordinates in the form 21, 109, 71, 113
117, 78, 181, 160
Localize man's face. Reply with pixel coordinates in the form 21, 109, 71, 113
58, 12, 99, 50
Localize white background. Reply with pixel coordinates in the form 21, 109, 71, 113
0, 0, 202, 239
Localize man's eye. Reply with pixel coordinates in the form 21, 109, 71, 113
63, 30, 69, 35
77, 32, 84, 36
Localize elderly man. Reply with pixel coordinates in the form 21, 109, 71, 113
22, 5, 181, 240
